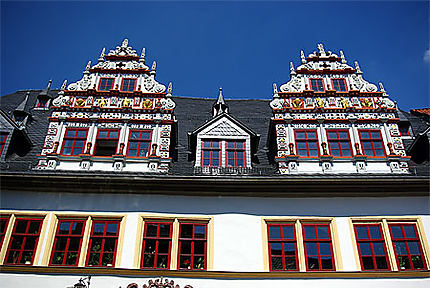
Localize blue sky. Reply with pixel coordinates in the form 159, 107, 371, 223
1, 1, 429, 110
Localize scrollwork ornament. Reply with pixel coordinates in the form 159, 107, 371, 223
270, 98, 283, 109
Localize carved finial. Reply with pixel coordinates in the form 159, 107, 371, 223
290, 62, 296, 75
60, 80, 67, 91
46, 79, 52, 90
317, 43, 325, 54
273, 83, 279, 98
379, 82, 386, 92
167, 82, 173, 96
98, 48, 105, 62
84, 61, 91, 73
122, 39, 129, 47
340, 50, 346, 63
140, 48, 146, 63
354, 61, 362, 74
213, 87, 228, 116
301, 50, 306, 64
151, 61, 156, 72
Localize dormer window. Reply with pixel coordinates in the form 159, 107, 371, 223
13, 113, 26, 125
310, 79, 325, 92
36, 98, 48, 108
226, 140, 246, 167
201, 140, 221, 167
94, 129, 119, 156
398, 123, 411, 137
121, 78, 136, 92
61, 128, 88, 156
98, 78, 114, 91
331, 78, 347, 92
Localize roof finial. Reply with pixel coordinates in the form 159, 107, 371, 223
140, 48, 146, 63
98, 48, 105, 62
84, 61, 91, 73
300, 50, 306, 64
122, 39, 128, 47
317, 43, 325, 54
290, 62, 296, 75
167, 82, 173, 97
273, 83, 279, 98
354, 61, 362, 74
212, 87, 228, 116
46, 79, 52, 90
340, 50, 346, 64
151, 61, 156, 75
60, 79, 68, 91
16, 91, 30, 112
379, 82, 386, 92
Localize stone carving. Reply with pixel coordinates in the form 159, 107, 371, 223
67, 73, 92, 91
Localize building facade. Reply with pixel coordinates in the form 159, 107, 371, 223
0, 41, 429, 288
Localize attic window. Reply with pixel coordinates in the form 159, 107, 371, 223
398, 123, 410, 136
36, 98, 48, 108
94, 129, 119, 156
0, 133, 8, 155
13, 113, 26, 124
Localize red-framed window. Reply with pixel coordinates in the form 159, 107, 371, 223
178, 223, 207, 270
398, 123, 410, 136
310, 78, 325, 92
302, 223, 335, 271
120, 78, 136, 92
354, 224, 390, 270
226, 140, 246, 167
127, 130, 152, 157
267, 223, 298, 271
5, 218, 43, 265
389, 223, 427, 270
98, 78, 114, 91
94, 129, 119, 156
331, 78, 347, 92
0, 133, 8, 155
1, 217, 10, 248
141, 221, 173, 269
61, 128, 88, 156
37, 98, 48, 108
50, 219, 86, 266
358, 130, 386, 157
327, 130, 352, 157
295, 130, 319, 157
201, 140, 221, 167
86, 220, 120, 267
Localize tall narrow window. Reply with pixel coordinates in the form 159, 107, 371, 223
5, 218, 43, 265
310, 79, 325, 92
61, 128, 88, 156
201, 140, 221, 167
354, 224, 390, 270
98, 78, 114, 91
295, 130, 319, 157
127, 130, 152, 157
86, 220, 120, 267
178, 223, 207, 270
389, 224, 427, 270
267, 223, 298, 271
331, 79, 347, 92
0, 133, 8, 155
50, 219, 86, 266
359, 130, 385, 157
141, 222, 172, 269
226, 141, 246, 167
1, 217, 10, 248
302, 223, 335, 271
94, 129, 119, 156
327, 130, 352, 157
121, 79, 136, 92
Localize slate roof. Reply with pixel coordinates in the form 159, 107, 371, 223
0, 90, 429, 177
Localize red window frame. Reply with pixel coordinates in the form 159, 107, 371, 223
93, 129, 120, 156
86, 220, 120, 267
127, 130, 152, 157
302, 223, 335, 271
331, 78, 348, 92
201, 140, 221, 167
358, 129, 386, 157
354, 224, 391, 271
61, 128, 88, 156
178, 222, 207, 270
0, 133, 8, 155
98, 78, 114, 91
226, 140, 246, 167
327, 129, 352, 157
398, 123, 410, 136
267, 223, 299, 271
5, 218, 43, 265
310, 78, 325, 92
295, 130, 319, 157
389, 223, 427, 270
1, 216, 10, 248
37, 98, 48, 108
120, 78, 136, 92
50, 219, 86, 266
141, 221, 173, 269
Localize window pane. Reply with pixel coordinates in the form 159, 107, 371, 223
271, 256, 283, 270
305, 242, 317, 255
390, 226, 403, 239
372, 242, 385, 256
317, 226, 329, 239
321, 256, 333, 270
194, 225, 206, 238
71, 222, 83, 235
375, 256, 388, 269
319, 243, 331, 255
144, 240, 156, 253
59, 222, 70, 234
282, 226, 294, 240
362, 256, 374, 270
304, 226, 316, 239
296, 132, 305, 139
307, 256, 319, 270
283, 243, 296, 255
285, 257, 297, 270
180, 240, 192, 254
157, 255, 168, 269
394, 241, 408, 255
270, 243, 282, 255
408, 241, 421, 255
158, 240, 170, 254
269, 226, 281, 239
411, 256, 424, 269
194, 240, 205, 254
106, 223, 118, 235
359, 242, 372, 256
180, 224, 193, 238
142, 253, 154, 267
369, 226, 381, 239
93, 223, 105, 235
159, 224, 171, 237
398, 256, 411, 270
98, 131, 108, 138
403, 226, 417, 238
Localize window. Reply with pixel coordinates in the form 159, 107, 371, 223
267, 223, 298, 271
98, 78, 114, 91
226, 141, 246, 167
5, 218, 43, 265
354, 224, 390, 270
0, 133, 8, 155
61, 128, 88, 156
389, 224, 427, 270
50, 219, 86, 266
120, 78, 136, 92
327, 130, 352, 157
303, 224, 335, 271
37, 98, 48, 108
1, 217, 10, 248
141, 222, 172, 269
310, 79, 325, 92
201, 140, 221, 167
178, 223, 207, 270
94, 129, 119, 156
331, 79, 347, 92
86, 220, 120, 267
127, 130, 151, 157
398, 123, 410, 136
295, 130, 319, 157
359, 130, 385, 157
